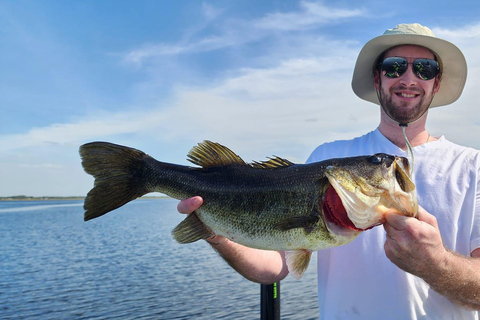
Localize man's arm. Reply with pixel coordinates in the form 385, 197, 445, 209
383, 206, 480, 310
177, 197, 289, 284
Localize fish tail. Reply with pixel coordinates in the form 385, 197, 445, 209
79, 142, 151, 221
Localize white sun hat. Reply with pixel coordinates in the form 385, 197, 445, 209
352, 23, 467, 108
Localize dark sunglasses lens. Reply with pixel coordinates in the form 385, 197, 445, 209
381, 58, 408, 78
413, 59, 440, 80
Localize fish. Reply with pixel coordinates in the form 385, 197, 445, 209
79, 141, 418, 279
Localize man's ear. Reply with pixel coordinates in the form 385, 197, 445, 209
373, 69, 380, 92
433, 75, 441, 94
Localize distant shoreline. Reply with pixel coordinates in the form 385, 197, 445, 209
0, 196, 171, 201
0, 196, 85, 201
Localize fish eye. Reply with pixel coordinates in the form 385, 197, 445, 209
368, 155, 383, 164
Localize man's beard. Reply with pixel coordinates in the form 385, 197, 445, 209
378, 85, 434, 124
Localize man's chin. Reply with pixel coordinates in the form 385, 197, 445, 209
382, 106, 428, 124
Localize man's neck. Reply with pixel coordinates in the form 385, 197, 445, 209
378, 112, 433, 150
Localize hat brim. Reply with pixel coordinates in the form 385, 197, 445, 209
351, 34, 467, 108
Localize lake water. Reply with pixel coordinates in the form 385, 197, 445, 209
0, 199, 319, 319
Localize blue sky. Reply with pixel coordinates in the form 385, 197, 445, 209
1, 0, 480, 196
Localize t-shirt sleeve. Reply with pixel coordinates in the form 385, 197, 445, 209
306, 145, 325, 164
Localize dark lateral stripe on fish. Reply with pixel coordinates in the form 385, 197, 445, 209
274, 213, 320, 233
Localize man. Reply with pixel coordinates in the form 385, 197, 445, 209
178, 24, 480, 319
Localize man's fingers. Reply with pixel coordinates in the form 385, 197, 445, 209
384, 210, 410, 230
416, 205, 439, 228
177, 196, 203, 214
384, 205, 438, 231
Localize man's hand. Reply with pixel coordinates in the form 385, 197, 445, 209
384, 206, 480, 309
383, 206, 448, 278
177, 196, 203, 214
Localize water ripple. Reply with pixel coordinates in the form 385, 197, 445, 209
0, 199, 318, 319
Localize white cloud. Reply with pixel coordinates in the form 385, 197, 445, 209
124, 44, 186, 66
433, 22, 480, 41
122, 1, 365, 67
4, 3, 480, 197
426, 23, 480, 148
433, 23, 480, 68
1, 23, 368, 158
255, 1, 364, 31
0, 39, 371, 165
201, 2, 224, 21
5, 20, 480, 161
212, 55, 355, 100
0, 110, 165, 152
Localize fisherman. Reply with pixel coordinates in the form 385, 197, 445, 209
177, 23, 480, 318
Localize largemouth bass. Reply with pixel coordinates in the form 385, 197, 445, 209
79, 141, 418, 279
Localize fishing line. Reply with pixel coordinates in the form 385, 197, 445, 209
400, 123, 414, 175
375, 85, 417, 175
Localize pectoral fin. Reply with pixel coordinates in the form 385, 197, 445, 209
171, 212, 214, 243
285, 249, 312, 280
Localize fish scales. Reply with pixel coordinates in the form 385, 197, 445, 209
143, 159, 334, 249
80, 140, 418, 279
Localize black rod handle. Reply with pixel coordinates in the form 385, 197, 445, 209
260, 282, 280, 320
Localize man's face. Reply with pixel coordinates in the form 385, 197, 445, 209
374, 45, 441, 124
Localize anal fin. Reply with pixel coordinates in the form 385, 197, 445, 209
285, 249, 312, 280
171, 212, 213, 243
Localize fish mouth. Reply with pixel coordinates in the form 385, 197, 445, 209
391, 157, 417, 214
324, 156, 418, 230
322, 184, 364, 232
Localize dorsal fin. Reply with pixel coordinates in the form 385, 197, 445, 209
251, 156, 294, 169
187, 140, 247, 168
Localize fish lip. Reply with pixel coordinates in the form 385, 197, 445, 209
391, 157, 418, 217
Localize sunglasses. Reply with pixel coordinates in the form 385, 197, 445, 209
378, 57, 440, 81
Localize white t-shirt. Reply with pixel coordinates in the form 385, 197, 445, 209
307, 129, 480, 320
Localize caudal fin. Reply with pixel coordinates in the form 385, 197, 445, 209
79, 142, 151, 221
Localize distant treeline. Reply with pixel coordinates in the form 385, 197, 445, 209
0, 195, 85, 201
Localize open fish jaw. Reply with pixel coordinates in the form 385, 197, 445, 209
326, 176, 385, 230
325, 155, 418, 230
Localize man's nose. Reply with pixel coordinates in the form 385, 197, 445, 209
399, 65, 418, 86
